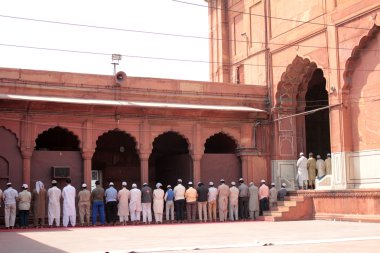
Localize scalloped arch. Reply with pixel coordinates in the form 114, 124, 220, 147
0, 126, 21, 150
95, 128, 139, 153
203, 131, 240, 153
275, 55, 321, 107
35, 126, 81, 150
343, 25, 380, 90
151, 130, 192, 152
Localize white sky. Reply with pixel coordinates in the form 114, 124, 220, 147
0, 0, 210, 81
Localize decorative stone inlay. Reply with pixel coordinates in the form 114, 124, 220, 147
290, 190, 380, 198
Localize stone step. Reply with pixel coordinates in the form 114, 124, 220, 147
263, 211, 283, 217
285, 196, 305, 201
271, 205, 290, 212
277, 200, 297, 207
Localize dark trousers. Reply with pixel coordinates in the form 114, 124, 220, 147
19, 210, 29, 227
239, 197, 249, 219
175, 199, 185, 221
106, 201, 118, 224
186, 202, 197, 222
259, 197, 269, 216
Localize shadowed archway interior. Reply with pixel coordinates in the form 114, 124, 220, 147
149, 131, 192, 187
92, 130, 140, 188
201, 132, 241, 184
35, 127, 80, 151
304, 69, 331, 158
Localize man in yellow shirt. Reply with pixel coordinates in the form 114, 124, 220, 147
185, 182, 197, 222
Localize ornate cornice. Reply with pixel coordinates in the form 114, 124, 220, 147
290, 190, 380, 198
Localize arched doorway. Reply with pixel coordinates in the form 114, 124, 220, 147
149, 131, 192, 187
303, 69, 331, 157
201, 132, 241, 184
32, 126, 82, 189
92, 130, 140, 188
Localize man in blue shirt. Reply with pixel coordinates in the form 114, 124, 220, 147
164, 185, 175, 222
105, 182, 118, 225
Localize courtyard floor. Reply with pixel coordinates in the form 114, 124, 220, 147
0, 220, 379, 253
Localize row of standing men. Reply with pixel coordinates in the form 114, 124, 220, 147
0, 178, 287, 229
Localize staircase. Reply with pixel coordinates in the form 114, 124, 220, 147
258, 195, 312, 221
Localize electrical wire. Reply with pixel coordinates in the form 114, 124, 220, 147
0, 13, 379, 53
1, 42, 380, 73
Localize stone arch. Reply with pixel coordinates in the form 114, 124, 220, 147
149, 131, 192, 187
150, 130, 192, 153
204, 131, 239, 153
92, 129, 141, 187
35, 126, 80, 151
343, 25, 380, 91
200, 129, 240, 153
0, 126, 20, 150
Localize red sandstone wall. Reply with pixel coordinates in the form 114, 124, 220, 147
200, 154, 241, 185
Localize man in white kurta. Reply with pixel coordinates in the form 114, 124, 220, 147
325, 153, 332, 175
316, 155, 326, 180
129, 183, 142, 224
296, 152, 308, 189
248, 182, 259, 220
153, 183, 165, 223
269, 183, 277, 209
229, 182, 239, 221
217, 179, 230, 222
62, 178, 76, 227
117, 181, 130, 225
47, 180, 61, 227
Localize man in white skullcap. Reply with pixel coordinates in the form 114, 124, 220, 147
185, 181, 197, 222
258, 179, 269, 216
238, 178, 249, 220
325, 153, 332, 175
207, 181, 218, 222
196, 182, 208, 222
153, 183, 165, 224
129, 183, 142, 225
316, 155, 326, 180
118, 181, 130, 225
32, 181, 46, 227
141, 182, 153, 224
248, 182, 259, 220
78, 183, 91, 226
105, 182, 118, 225
217, 179, 230, 222
18, 184, 31, 228
164, 185, 175, 222
3, 182, 18, 229
173, 179, 186, 223
47, 180, 61, 227
277, 183, 287, 201
296, 152, 308, 190
269, 183, 277, 209
62, 178, 76, 227
229, 181, 239, 221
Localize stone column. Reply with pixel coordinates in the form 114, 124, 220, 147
21, 150, 32, 187
140, 153, 149, 186
192, 154, 202, 183
82, 150, 94, 188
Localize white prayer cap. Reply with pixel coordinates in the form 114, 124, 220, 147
188, 181, 193, 185
231, 181, 236, 186
6, 182, 12, 186
209, 181, 214, 186
109, 182, 114, 186
22, 184, 28, 189
220, 179, 225, 183
327, 153, 331, 157
167, 185, 172, 188
52, 180, 57, 184
239, 178, 244, 182
317, 155, 321, 159
271, 182, 275, 186
249, 182, 254, 186
132, 183, 137, 188
300, 152, 304, 156
82, 183, 87, 188
260, 179, 266, 183
143, 182, 148, 186
156, 183, 162, 188
177, 179, 182, 183
281, 183, 286, 187
122, 181, 127, 186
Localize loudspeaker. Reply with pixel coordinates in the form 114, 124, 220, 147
115, 71, 127, 85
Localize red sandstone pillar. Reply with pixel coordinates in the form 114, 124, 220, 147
140, 153, 149, 186
82, 150, 94, 188
193, 154, 202, 184
241, 155, 249, 182
21, 150, 32, 187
